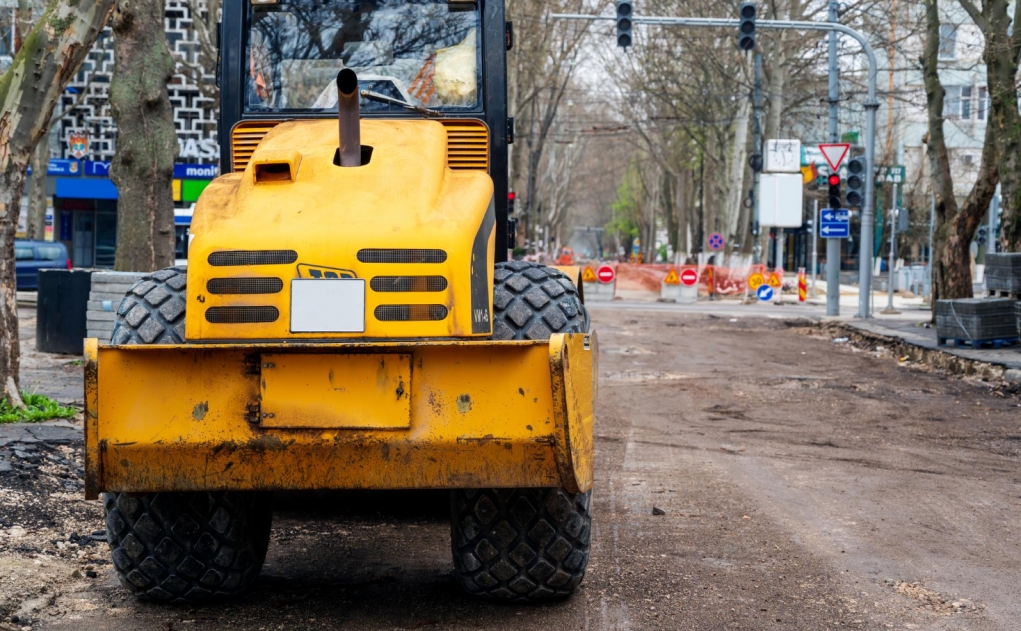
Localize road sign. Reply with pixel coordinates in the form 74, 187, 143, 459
596, 264, 615, 284
819, 207, 850, 239
707, 232, 725, 251
756, 285, 774, 301
818, 143, 850, 171
767, 272, 783, 288
748, 272, 765, 290
582, 266, 597, 283
680, 268, 699, 286
664, 269, 680, 285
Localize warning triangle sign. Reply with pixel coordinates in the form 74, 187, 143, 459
582, 266, 597, 283
768, 272, 783, 288
818, 143, 850, 171
663, 269, 680, 285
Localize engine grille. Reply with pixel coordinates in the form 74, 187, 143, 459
205, 306, 279, 324
231, 121, 282, 172
440, 120, 489, 171
370, 276, 448, 292
208, 250, 298, 266
357, 249, 447, 264
207, 278, 283, 295
374, 304, 448, 321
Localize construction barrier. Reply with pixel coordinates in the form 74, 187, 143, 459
579, 262, 768, 302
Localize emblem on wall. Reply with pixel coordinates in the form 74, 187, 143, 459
67, 131, 89, 159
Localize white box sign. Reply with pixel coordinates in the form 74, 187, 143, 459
764, 139, 801, 173
759, 173, 804, 228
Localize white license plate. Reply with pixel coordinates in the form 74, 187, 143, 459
290, 279, 365, 333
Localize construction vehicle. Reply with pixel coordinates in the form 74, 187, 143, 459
84, 0, 595, 604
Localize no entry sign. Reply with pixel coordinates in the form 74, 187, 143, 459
596, 264, 615, 284
680, 268, 698, 286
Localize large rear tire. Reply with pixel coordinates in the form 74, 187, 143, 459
104, 492, 272, 603
450, 262, 592, 601
104, 266, 273, 603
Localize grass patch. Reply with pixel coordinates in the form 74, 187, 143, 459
0, 393, 78, 424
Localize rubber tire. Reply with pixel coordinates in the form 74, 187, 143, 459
104, 492, 272, 603
491, 261, 588, 340
109, 266, 188, 345
449, 262, 592, 601
104, 266, 272, 603
450, 488, 592, 600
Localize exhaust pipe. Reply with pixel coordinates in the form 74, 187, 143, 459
336, 68, 361, 167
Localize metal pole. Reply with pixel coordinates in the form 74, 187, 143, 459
812, 198, 819, 298
825, 0, 841, 316
883, 182, 900, 314
752, 53, 763, 265
776, 228, 784, 304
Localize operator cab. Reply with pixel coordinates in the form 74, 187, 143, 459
218, 0, 510, 254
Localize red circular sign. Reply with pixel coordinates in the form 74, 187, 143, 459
596, 264, 615, 284
680, 269, 699, 286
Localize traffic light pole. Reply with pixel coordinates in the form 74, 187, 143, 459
825, 0, 841, 317
553, 12, 881, 317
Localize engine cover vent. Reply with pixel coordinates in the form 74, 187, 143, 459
370, 276, 448, 292
205, 306, 280, 324
357, 249, 447, 264
374, 305, 448, 321
208, 250, 298, 266
207, 278, 284, 294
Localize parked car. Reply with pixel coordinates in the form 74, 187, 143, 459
15, 239, 70, 290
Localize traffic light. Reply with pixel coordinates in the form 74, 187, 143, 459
616, 0, 633, 48
977, 225, 988, 245
507, 190, 516, 215
738, 2, 756, 51
828, 173, 842, 209
845, 156, 864, 208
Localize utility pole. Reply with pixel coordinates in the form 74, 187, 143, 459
882, 180, 900, 314
825, 0, 840, 316
812, 199, 819, 297
752, 52, 763, 265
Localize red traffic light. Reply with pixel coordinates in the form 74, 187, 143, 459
508, 191, 516, 200
828, 174, 841, 186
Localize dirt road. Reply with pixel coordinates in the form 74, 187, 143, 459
2, 307, 1019, 630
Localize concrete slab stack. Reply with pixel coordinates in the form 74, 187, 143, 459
935, 298, 1018, 347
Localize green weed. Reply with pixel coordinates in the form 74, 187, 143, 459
0, 393, 78, 424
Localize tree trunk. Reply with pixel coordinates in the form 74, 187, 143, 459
26, 137, 48, 240
109, 0, 177, 272
922, 0, 998, 319
0, 0, 116, 405
986, 17, 1021, 250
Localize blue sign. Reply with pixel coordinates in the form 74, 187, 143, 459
47, 159, 80, 176
819, 208, 850, 239
174, 163, 218, 179
84, 160, 111, 176
756, 285, 774, 302
707, 232, 725, 251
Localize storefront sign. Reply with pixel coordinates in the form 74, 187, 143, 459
177, 137, 219, 160
173, 163, 219, 179
47, 159, 80, 176
84, 161, 111, 176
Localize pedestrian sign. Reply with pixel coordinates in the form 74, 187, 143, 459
748, 272, 765, 290
819, 207, 850, 239
663, 269, 680, 285
767, 272, 783, 288
756, 285, 774, 301
582, 266, 597, 283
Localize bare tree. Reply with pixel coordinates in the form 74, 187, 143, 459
921, 0, 997, 313
0, 0, 116, 406
109, 0, 178, 272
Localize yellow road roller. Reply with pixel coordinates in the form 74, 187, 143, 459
84, 0, 595, 604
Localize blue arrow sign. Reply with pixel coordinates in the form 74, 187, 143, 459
756, 285, 774, 301
819, 207, 850, 239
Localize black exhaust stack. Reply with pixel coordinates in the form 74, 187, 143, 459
336, 69, 361, 167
